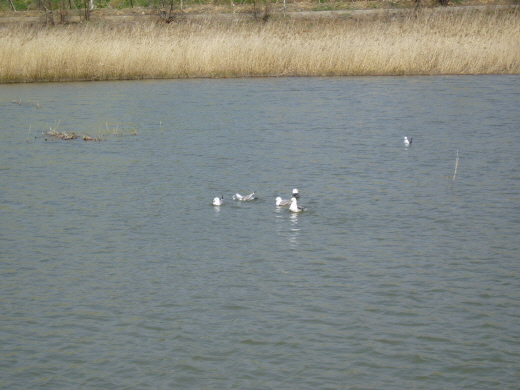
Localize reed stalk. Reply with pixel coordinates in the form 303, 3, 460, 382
452, 149, 459, 188
1, 8, 519, 83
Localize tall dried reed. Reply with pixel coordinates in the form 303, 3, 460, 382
1, 8, 519, 82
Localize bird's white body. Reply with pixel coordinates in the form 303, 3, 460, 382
404, 136, 412, 146
289, 196, 304, 213
233, 192, 256, 201
276, 197, 291, 206
212, 196, 224, 206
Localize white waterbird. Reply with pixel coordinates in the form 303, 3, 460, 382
404, 136, 413, 146
233, 192, 257, 201
289, 196, 305, 213
276, 196, 291, 206
212, 195, 224, 206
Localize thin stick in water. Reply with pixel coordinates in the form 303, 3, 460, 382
451, 150, 459, 188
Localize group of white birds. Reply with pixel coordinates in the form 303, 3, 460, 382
212, 138, 412, 211
212, 188, 305, 213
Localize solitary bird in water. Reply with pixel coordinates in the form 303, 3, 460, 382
212, 195, 224, 206
404, 136, 413, 147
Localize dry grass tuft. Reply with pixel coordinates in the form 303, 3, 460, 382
1, 8, 519, 82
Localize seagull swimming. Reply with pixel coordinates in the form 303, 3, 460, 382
276, 196, 291, 206
404, 136, 413, 146
289, 196, 305, 213
212, 195, 224, 206
233, 192, 257, 201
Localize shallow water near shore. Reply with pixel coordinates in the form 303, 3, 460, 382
1, 76, 519, 389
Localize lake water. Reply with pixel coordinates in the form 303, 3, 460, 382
1, 76, 519, 389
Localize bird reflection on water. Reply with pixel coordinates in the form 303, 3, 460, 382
289, 212, 300, 248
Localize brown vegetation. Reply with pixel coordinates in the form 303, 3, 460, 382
1, 2, 519, 82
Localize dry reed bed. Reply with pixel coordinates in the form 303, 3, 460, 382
1, 8, 519, 82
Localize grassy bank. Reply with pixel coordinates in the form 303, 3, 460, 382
1, 7, 519, 82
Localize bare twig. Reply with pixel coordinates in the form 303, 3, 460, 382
451, 150, 459, 188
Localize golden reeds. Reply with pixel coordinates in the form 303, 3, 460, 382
1, 8, 519, 82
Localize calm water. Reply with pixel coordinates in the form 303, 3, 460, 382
1, 76, 519, 389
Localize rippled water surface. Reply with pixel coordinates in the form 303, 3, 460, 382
1, 76, 519, 389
